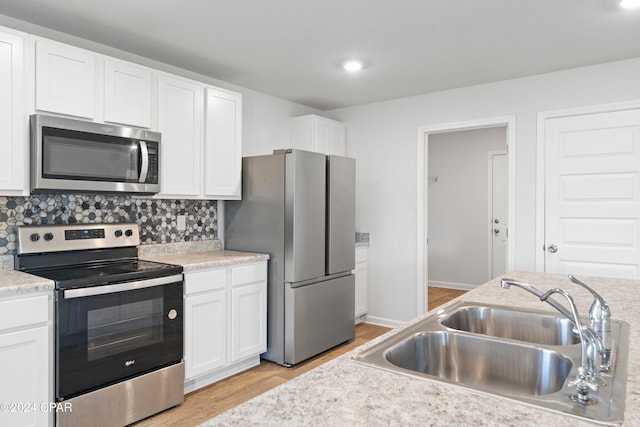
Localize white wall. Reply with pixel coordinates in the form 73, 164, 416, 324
428, 127, 506, 288
0, 15, 320, 158
330, 57, 640, 326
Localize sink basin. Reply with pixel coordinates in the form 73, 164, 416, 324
385, 331, 572, 396
440, 306, 580, 345
352, 300, 629, 425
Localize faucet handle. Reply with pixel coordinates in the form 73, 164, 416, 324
568, 274, 610, 316
570, 367, 599, 392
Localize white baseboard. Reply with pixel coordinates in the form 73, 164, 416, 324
428, 280, 477, 291
184, 355, 260, 395
364, 315, 404, 329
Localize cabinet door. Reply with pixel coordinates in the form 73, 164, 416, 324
291, 115, 346, 156
35, 39, 96, 119
104, 59, 152, 128
0, 326, 49, 427
0, 29, 26, 194
157, 74, 203, 197
184, 290, 227, 379
230, 282, 266, 361
354, 247, 368, 318
312, 117, 331, 154
204, 87, 242, 199
328, 121, 346, 156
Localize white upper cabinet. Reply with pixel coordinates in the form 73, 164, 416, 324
35, 39, 96, 119
204, 87, 242, 199
157, 75, 243, 200
104, 59, 152, 128
329, 121, 346, 156
157, 74, 203, 198
7, 28, 243, 200
291, 114, 346, 156
0, 28, 26, 195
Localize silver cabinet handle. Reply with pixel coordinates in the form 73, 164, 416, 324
547, 244, 558, 253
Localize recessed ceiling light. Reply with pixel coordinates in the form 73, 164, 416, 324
619, 0, 640, 9
343, 60, 363, 72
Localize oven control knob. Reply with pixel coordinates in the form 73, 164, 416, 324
30, 233, 40, 242
115, 230, 123, 238
43, 232, 54, 241
125, 229, 133, 237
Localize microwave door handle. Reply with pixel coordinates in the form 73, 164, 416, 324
138, 140, 149, 183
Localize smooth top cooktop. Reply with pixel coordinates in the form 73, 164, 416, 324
25, 259, 183, 289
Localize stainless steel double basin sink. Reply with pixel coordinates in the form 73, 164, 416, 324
352, 301, 630, 425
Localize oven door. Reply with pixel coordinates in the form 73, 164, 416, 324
56, 274, 183, 401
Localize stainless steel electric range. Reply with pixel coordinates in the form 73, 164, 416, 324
16, 223, 184, 427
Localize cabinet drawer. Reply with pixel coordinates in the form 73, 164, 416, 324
185, 269, 227, 295
232, 262, 266, 286
0, 295, 48, 332
355, 246, 368, 262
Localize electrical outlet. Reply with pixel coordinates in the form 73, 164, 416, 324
177, 215, 186, 231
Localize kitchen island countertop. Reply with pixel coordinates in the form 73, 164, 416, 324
199, 271, 639, 427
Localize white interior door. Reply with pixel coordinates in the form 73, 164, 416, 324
544, 109, 640, 279
490, 152, 508, 278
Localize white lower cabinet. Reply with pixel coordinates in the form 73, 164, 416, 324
0, 294, 52, 427
184, 289, 227, 377
230, 268, 267, 361
183, 261, 266, 393
355, 246, 369, 321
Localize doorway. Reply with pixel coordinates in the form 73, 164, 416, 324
416, 116, 516, 315
427, 127, 507, 289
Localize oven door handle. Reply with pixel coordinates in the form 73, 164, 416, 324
63, 274, 183, 299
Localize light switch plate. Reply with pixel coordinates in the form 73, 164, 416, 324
177, 215, 186, 231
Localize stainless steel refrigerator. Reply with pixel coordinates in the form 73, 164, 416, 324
225, 149, 355, 366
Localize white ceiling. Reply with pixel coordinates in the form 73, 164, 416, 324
1, 0, 639, 110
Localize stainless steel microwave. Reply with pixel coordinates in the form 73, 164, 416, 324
30, 114, 161, 194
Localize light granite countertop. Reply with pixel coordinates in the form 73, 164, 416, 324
0, 269, 54, 298
199, 271, 639, 427
139, 243, 269, 271
0, 240, 268, 296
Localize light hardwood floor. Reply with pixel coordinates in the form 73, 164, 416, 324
428, 286, 467, 311
135, 286, 464, 426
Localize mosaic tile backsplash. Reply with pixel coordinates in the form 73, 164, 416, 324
0, 194, 217, 255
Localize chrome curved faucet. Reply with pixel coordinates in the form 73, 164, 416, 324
500, 278, 604, 402
540, 288, 599, 404
569, 274, 612, 370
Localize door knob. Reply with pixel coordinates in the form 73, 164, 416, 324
494, 219, 500, 224
547, 244, 558, 253
493, 228, 500, 235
